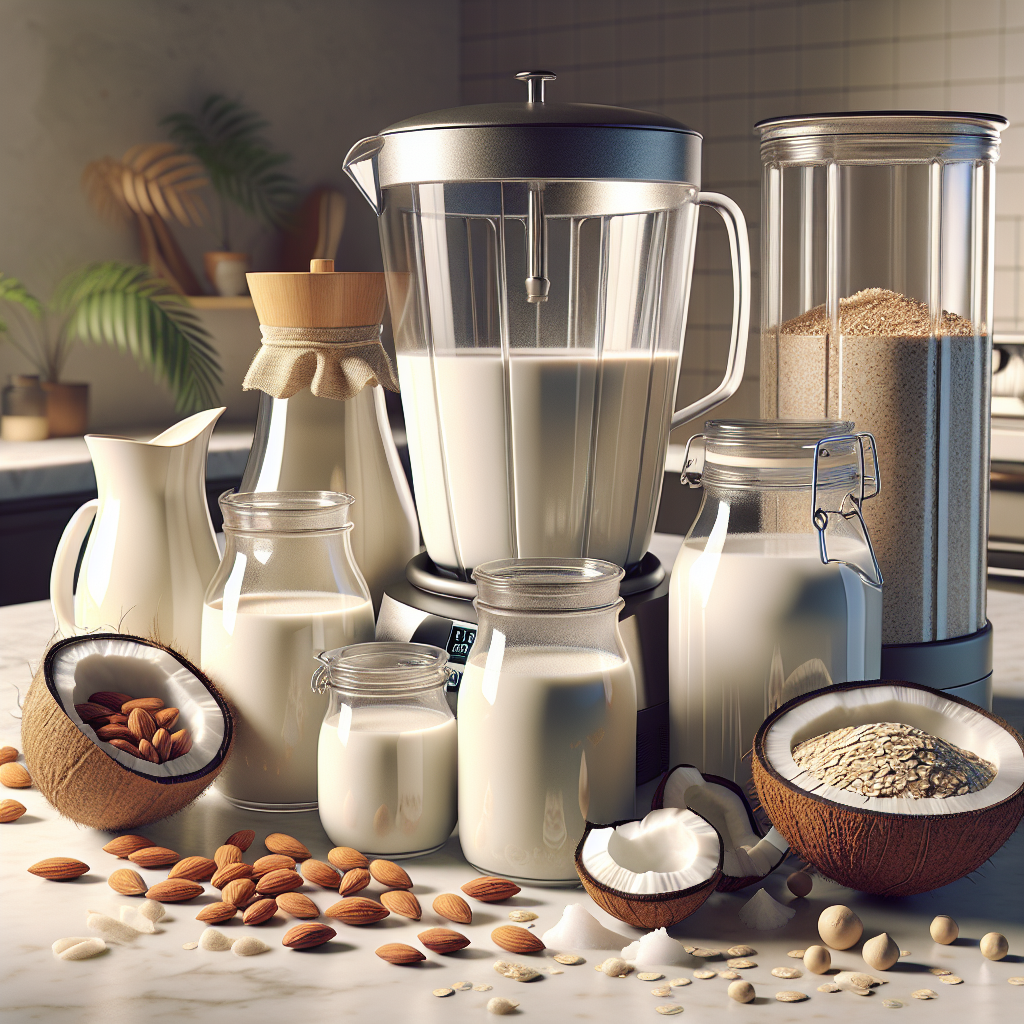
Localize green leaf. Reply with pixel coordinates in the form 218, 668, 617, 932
0, 273, 43, 334
54, 261, 222, 412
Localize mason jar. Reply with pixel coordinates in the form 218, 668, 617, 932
312, 642, 457, 858
458, 558, 636, 884
669, 420, 883, 789
202, 491, 374, 811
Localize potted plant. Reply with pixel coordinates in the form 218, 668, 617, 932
162, 95, 298, 296
0, 262, 222, 436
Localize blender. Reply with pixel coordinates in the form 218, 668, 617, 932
757, 112, 1006, 706
345, 71, 752, 781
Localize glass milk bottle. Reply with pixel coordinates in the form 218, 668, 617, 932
458, 559, 636, 884
669, 420, 883, 789
202, 491, 374, 810
313, 642, 457, 857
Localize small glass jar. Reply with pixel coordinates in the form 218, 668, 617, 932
1, 374, 49, 441
312, 642, 457, 858
202, 491, 374, 811
669, 420, 883, 789
458, 559, 637, 885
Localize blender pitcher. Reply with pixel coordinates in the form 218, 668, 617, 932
345, 71, 751, 578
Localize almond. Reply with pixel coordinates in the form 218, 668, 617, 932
95, 724, 135, 743
211, 862, 253, 889
168, 856, 217, 882
265, 832, 310, 860
252, 854, 295, 877
108, 738, 143, 758
107, 714, 129, 725
0, 799, 27, 823
338, 867, 371, 896
255, 868, 304, 896
87, 716, 113, 728
196, 901, 238, 923
327, 846, 369, 872
301, 859, 340, 889
380, 890, 421, 920
28, 857, 89, 880
152, 727, 173, 761
417, 927, 470, 953
129, 845, 179, 868
276, 892, 320, 919
223, 878, 257, 907
0, 746, 18, 764
121, 697, 164, 714
376, 942, 425, 965
88, 690, 132, 712
243, 898, 279, 925
0, 763, 30, 788
492, 925, 544, 953
127, 707, 157, 742
102, 834, 155, 858
108, 868, 147, 895
369, 859, 412, 889
154, 707, 180, 730
146, 878, 203, 902
138, 738, 161, 763
325, 896, 390, 925
214, 843, 244, 867
433, 893, 472, 925
283, 922, 335, 949
461, 876, 521, 902
225, 829, 256, 852
74, 702, 112, 722
169, 729, 193, 758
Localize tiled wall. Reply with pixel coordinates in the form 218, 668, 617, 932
461, 0, 1024, 434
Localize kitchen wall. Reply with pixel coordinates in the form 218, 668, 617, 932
461, 0, 1024, 437
0, 0, 459, 432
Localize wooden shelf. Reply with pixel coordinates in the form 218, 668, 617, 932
187, 296, 255, 310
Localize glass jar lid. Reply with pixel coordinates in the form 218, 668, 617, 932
313, 642, 450, 696
473, 558, 624, 612
220, 490, 354, 532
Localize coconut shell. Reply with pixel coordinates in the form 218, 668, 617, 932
752, 680, 1024, 897
22, 634, 234, 831
573, 818, 722, 930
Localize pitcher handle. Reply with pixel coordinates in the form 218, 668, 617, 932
670, 191, 751, 429
50, 499, 98, 637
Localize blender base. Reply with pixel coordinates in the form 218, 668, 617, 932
880, 621, 993, 710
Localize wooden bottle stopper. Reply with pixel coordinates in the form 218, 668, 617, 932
246, 260, 386, 329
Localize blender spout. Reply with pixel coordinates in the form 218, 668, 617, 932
343, 136, 385, 215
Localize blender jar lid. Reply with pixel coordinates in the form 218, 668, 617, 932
756, 110, 1007, 141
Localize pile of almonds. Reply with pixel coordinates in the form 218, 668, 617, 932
75, 691, 192, 764
1, 744, 30, 822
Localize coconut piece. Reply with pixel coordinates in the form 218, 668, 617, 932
21, 635, 234, 831
803, 945, 831, 974
929, 915, 958, 944
540, 904, 630, 950
138, 899, 166, 923
752, 680, 1024, 897
86, 912, 142, 943
863, 932, 900, 971
118, 905, 156, 933
819, 905, 863, 949
620, 928, 701, 968
575, 808, 722, 929
981, 932, 1009, 960
199, 928, 234, 951
728, 980, 755, 1003
737, 889, 795, 930
233, 936, 272, 956
653, 764, 788, 891
53, 937, 106, 960
601, 958, 632, 977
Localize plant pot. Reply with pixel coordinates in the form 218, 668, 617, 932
1, 374, 49, 441
204, 252, 250, 297
42, 381, 89, 437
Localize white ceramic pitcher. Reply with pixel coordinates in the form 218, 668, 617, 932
50, 408, 225, 659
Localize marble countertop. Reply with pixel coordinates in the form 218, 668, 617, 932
1, 588, 1022, 1023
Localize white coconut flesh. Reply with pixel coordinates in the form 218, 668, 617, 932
766, 683, 1024, 815
52, 636, 226, 779
661, 766, 787, 878
580, 808, 720, 895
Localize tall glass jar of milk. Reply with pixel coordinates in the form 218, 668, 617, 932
313, 642, 457, 857
669, 420, 883, 789
202, 491, 375, 811
458, 559, 637, 885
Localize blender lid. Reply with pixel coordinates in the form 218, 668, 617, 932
361, 71, 702, 187
756, 110, 1008, 140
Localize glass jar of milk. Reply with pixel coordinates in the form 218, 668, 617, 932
313, 642, 457, 857
669, 420, 883, 789
202, 491, 374, 811
458, 559, 637, 885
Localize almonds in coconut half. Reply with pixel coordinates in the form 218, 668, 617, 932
21, 635, 233, 831
752, 680, 1024, 897
575, 808, 722, 929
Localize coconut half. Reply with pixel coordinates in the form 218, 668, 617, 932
22, 634, 234, 830
652, 764, 788, 891
574, 807, 722, 929
752, 680, 1024, 896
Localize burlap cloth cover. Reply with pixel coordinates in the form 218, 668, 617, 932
242, 325, 400, 400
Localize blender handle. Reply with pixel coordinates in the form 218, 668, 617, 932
670, 192, 751, 429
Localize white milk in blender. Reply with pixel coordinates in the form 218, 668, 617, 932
669, 533, 881, 786
318, 704, 457, 855
458, 646, 636, 882
202, 591, 374, 808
